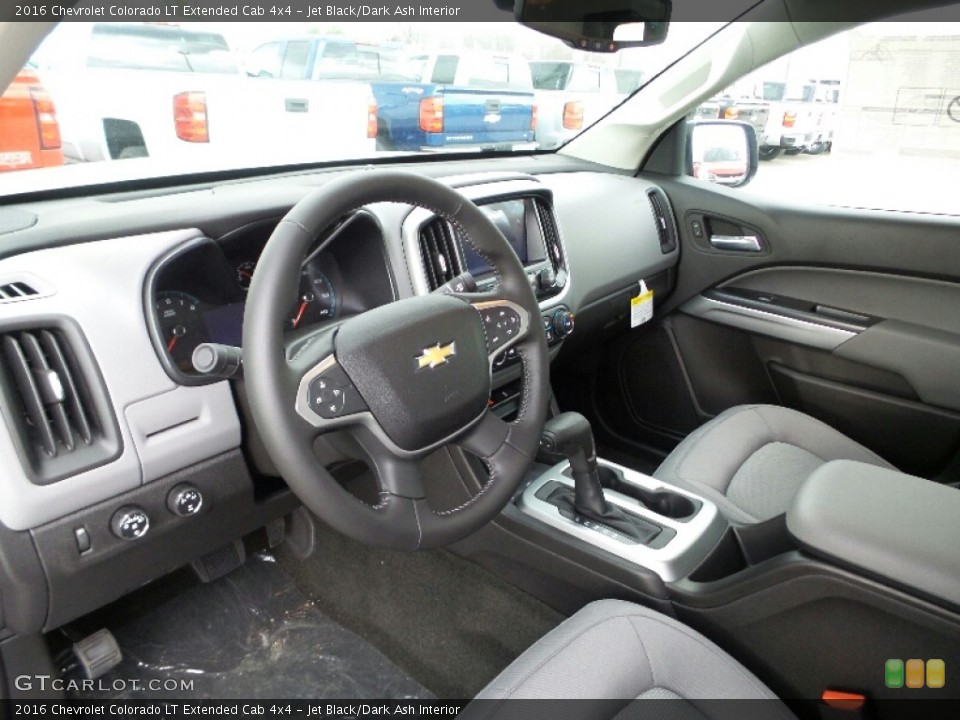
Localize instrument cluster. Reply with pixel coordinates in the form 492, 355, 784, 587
149, 213, 394, 382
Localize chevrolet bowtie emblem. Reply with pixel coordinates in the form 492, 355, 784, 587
417, 342, 457, 370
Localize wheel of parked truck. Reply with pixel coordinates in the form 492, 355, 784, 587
243, 170, 550, 550
784, 147, 803, 156
758, 146, 782, 161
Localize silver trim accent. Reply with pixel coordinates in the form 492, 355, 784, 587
400, 178, 571, 313
681, 294, 857, 351
517, 459, 726, 582
709, 234, 762, 252
294, 354, 487, 460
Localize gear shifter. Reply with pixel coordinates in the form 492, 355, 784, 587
539, 412, 648, 541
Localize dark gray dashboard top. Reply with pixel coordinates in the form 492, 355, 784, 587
0, 155, 613, 261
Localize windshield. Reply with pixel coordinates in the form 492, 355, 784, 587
0, 21, 720, 193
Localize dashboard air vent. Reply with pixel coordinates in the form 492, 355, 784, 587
0, 323, 121, 484
418, 217, 463, 290
534, 198, 564, 270
0, 281, 38, 301
647, 188, 678, 254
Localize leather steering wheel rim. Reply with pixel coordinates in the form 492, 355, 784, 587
243, 170, 550, 550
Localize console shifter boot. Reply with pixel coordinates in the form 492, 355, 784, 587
547, 486, 660, 544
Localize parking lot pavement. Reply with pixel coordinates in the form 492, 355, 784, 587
741, 151, 960, 215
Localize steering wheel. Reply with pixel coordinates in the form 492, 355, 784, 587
243, 170, 550, 550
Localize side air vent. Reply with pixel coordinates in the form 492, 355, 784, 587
647, 187, 678, 254
0, 323, 121, 485
534, 198, 564, 270
418, 217, 463, 290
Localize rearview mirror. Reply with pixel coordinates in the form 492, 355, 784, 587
515, 0, 671, 53
687, 120, 759, 189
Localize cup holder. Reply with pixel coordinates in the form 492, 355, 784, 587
596, 466, 700, 521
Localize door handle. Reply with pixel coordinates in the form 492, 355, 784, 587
709, 234, 762, 252
285, 98, 309, 113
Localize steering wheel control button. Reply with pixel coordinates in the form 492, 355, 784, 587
479, 305, 522, 352
110, 506, 150, 540
308, 363, 368, 420
167, 484, 203, 517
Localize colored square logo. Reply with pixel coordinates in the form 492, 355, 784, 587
927, 659, 945, 689
906, 659, 925, 688
885, 659, 904, 688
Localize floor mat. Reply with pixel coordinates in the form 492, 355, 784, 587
65, 552, 433, 700
277, 515, 564, 699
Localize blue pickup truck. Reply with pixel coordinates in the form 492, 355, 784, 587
245, 38, 539, 153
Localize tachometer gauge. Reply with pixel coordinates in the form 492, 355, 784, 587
236, 260, 256, 291
156, 291, 207, 373
289, 267, 337, 330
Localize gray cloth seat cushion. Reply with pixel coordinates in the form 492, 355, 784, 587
653, 404, 894, 524
470, 600, 792, 719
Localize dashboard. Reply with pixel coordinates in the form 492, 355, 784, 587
0, 161, 679, 636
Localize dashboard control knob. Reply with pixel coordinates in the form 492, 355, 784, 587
538, 266, 557, 291
552, 308, 575, 338
110, 506, 150, 540
167, 484, 203, 517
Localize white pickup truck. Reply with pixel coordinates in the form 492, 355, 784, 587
529, 62, 626, 150
728, 77, 840, 159
32, 24, 376, 166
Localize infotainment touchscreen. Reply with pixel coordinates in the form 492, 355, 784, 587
462, 198, 544, 276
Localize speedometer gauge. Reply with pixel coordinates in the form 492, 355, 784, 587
289, 268, 337, 330
156, 291, 207, 373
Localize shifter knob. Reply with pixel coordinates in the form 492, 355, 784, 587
539, 413, 649, 542
540, 411, 598, 478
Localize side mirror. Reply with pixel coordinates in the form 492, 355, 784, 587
687, 120, 758, 189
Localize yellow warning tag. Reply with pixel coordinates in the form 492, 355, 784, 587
631, 280, 654, 328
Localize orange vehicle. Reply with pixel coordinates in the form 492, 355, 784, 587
0, 67, 63, 173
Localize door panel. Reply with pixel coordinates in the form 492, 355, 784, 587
605, 176, 960, 479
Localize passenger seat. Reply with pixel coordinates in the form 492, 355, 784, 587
653, 404, 895, 524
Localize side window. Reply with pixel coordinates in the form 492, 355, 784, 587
247, 42, 282, 79
280, 41, 311, 80
431, 55, 459, 85
462, 58, 510, 88
567, 68, 602, 93
690, 20, 960, 215
407, 56, 428, 82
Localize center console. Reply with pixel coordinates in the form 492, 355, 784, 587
513, 412, 724, 584
471, 419, 960, 706
519, 461, 725, 582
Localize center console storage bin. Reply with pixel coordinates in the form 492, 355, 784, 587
787, 460, 960, 609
